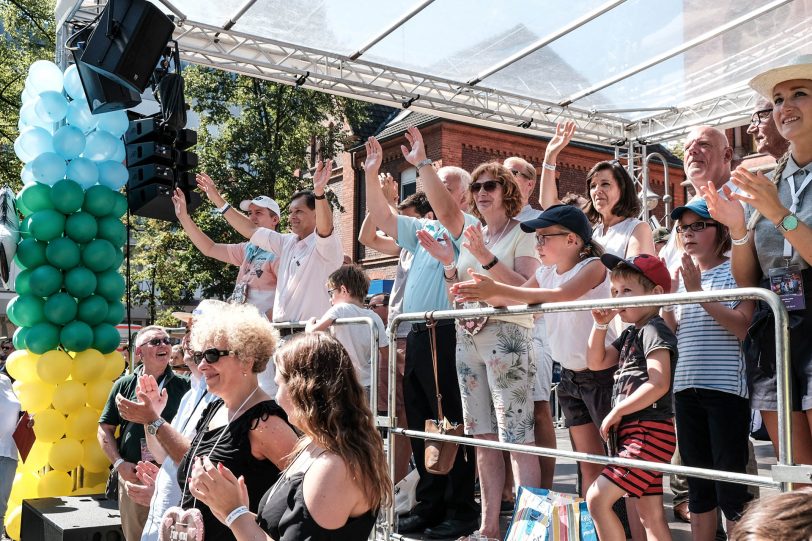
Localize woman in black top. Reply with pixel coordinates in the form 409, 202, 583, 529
189, 333, 392, 540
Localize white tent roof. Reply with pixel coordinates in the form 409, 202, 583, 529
56, 0, 812, 145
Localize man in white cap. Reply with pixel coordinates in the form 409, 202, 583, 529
172, 181, 280, 319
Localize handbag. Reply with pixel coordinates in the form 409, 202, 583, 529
423, 315, 464, 475
13, 412, 35, 462
504, 487, 597, 541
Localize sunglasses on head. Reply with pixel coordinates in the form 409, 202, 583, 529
192, 348, 237, 364
469, 180, 503, 192
146, 337, 171, 347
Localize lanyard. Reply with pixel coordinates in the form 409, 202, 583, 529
783, 168, 812, 260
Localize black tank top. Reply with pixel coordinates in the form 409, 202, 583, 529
256, 453, 378, 540
177, 398, 287, 541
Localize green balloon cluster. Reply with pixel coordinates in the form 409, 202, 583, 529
11, 181, 128, 354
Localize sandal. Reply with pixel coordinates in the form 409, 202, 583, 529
673, 501, 691, 523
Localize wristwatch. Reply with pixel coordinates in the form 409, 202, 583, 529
416, 158, 433, 169
146, 418, 165, 436
777, 212, 799, 234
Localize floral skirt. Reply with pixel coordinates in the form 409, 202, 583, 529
455, 320, 536, 443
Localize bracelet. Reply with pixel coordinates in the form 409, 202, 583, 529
593, 322, 609, 331
444, 268, 458, 282
731, 230, 751, 246
482, 256, 499, 270
314, 192, 326, 200
225, 505, 250, 527
443, 263, 456, 271
217, 203, 231, 215
416, 158, 433, 169
542, 162, 557, 171
661, 305, 676, 313
113, 458, 125, 472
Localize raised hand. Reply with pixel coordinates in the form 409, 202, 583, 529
700, 181, 746, 236
450, 270, 498, 302
189, 456, 249, 524
380, 172, 399, 205
417, 230, 454, 266
313, 159, 334, 195
400, 126, 428, 167
171, 188, 187, 218
363, 137, 383, 175
678, 252, 702, 293
136, 374, 167, 418
462, 223, 493, 265
545, 121, 576, 160
195, 173, 226, 206
729, 166, 787, 224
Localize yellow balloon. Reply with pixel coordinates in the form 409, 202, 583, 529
80, 439, 111, 473
5, 504, 22, 540
8, 470, 39, 505
90, 482, 107, 493
5, 350, 40, 383
52, 380, 87, 414
21, 440, 51, 471
48, 438, 84, 472
37, 470, 73, 497
66, 406, 99, 440
71, 486, 99, 496
71, 349, 106, 383
13, 380, 55, 413
33, 409, 67, 443
37, 350, 73, 385
85, 379, 114, 410
102, 350, 127, 381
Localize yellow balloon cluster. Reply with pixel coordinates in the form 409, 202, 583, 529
5, 348, 126, 540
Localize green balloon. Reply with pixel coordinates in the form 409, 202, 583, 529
96, 216, 127, 247
93, 323, 121, 354
45, 237, 81, 270
82, 239, 116, 272
50, 179, 85, 214
95, 269, 125, 301
109, 192, 128, 218
104, 300, 125, 325
12, 326, 29, 350
64, 266, 97, 299
16, 196, 31, 217
15, 268, 33, 296
44, 293, 79, 326
65, 211, 98, 244
19, 215, 32, 240
28, 209, 66, 242
18, 183, 54, 214
29, 265, 63, 297
111, 248, 124, 270
7, 295, 44, 327
26, 321, 61, 354
77, 295, 108, 326
83, 185, 116, 217
60, 320, 94, 352
16, 238, 48, 269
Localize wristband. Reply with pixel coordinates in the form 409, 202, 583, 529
542, 162, 557, 171
217, 203, 231, 215
113, 458, 125, 472
314, 192, 326, 200
416, 158, 433, 169
593, 322, 609, 331
482, 256, 499, 270
661, 305, 676, 313
443, 263, 456, 271
731, 230, 751, 246
225, 505, 250, 527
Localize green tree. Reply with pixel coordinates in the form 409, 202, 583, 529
0, 0, 56, 187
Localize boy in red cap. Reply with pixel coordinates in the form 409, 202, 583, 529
585, 253, 678, 541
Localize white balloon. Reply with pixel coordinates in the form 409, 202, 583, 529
15, 126, 54, 162
20, 101, 53, 131
21, 162, 36, 185
21, 86, 36, 104
27, 60, 64, 94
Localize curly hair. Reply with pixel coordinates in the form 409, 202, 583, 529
468, 162, 524, 220
274, 333, 392, 509
729, 488, 812, 541
583, 161, 641, 223
189, 303, 279, 374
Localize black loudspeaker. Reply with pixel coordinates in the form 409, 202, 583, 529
128, 179, 202, 221
81, 0, 175, 94
21, 495, 124, 541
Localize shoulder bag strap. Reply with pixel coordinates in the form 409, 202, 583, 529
426, 312, 443, 421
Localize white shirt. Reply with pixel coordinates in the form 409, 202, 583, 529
250, 228, 343, 323
322, 303, 387, 387
0, 374, 19, 460
593, 217, 642, 258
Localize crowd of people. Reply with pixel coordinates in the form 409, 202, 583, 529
80, 56, 812, 541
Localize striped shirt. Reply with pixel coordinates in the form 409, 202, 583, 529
674, 260, 747, 397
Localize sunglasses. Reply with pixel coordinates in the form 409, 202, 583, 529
146, 337, 171, 347
192, 348, 237, 364
366, 302, 387, 309
509, 169, 530, 179
749, 108, 773, 126
676, 221, 717, 233
535, 232, 569, 246
469, 180, 503, 193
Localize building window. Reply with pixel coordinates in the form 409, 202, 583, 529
400, 167, 416, 200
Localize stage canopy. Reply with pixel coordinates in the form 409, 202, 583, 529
56, 0, 812, 145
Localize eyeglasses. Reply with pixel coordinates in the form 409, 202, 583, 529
676, 221, 718, 233
535, 233, 569, 246
146, 337, 171, 347
750, 108, 773, 126
192, 348, 237, 364
469, 180, 503, 193
327, 288, 337, 297
509, 169, 530, 179
366, 302, 387, 309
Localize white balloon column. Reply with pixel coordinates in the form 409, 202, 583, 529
5, 60, 130, 540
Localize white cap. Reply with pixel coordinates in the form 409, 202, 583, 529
172, 299, 228, 323
239, 195, 281, 217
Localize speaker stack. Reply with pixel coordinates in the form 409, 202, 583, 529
21, 495, 124, 541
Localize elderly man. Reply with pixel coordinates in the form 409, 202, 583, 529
363, 134, 479, 539
747, 96, 789, 160
98, 326, 190, 541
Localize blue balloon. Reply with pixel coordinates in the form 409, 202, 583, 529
15, 127, 54, 162
110, 140, 126, 162
52, 125, 86, 159
21, 163, 36, 185
83, 130, 119, 161
66, 157, 99, 189
31, 152, 67, 186
66, 99, 95, 133
26, 60, 63, 94
21, 86, 36, 104
63, 65, 85, 100
97, 161, 128, 190
34, 91, 69, 123
20, 101, 53, 131
94, 110, 129, 137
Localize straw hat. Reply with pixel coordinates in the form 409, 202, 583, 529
171, 299, 228, 323
749, 54, 812, 99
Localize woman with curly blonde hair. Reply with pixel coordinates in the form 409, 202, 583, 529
191, 332, 390, 540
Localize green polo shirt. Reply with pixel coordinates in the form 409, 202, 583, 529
98, 364, 190, 463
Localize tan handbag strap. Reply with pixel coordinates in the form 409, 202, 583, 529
426, 312, 444, 421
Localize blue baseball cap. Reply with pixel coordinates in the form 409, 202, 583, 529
520, 204, 593, 243
670, 198, 711, 221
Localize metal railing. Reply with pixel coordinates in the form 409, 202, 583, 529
377, 287, 804, 540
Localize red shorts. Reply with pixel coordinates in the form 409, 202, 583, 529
601, 418, 676, 498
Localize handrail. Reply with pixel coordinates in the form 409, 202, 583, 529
643, 151, 671, 228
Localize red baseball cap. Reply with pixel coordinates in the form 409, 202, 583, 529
601, 253, 671, 294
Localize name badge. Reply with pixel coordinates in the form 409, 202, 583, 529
768, 265, 806, 311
